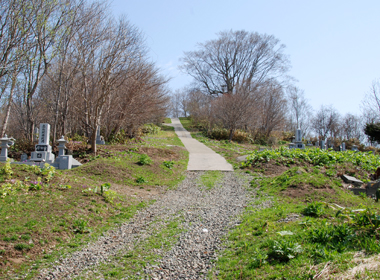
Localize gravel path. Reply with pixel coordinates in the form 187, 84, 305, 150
37, 171, 254, 279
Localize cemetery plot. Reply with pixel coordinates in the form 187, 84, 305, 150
0, 126, 188, 278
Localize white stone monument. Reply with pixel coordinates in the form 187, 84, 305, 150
30, 123, 55, 163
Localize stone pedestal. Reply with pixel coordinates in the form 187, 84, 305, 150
59, 155, 72, 170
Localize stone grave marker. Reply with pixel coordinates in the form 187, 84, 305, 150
20, 153, 28, 162
290, 128, 305, 149
320, 140, 325, 150
96, 127, 105, 145
30, 123, 55, 163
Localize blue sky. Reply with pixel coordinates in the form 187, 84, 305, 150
110, 0, 380, 116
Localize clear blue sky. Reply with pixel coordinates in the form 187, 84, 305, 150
110, 0, 380, 116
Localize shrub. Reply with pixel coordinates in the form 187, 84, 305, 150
207, 127, 229, 140
13, 138, 35, 153
141, 123, 161, 135
206, 127, 252, 142
267, 136, 278, 147
232, 130, 252, 143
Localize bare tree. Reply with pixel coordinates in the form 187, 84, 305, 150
361, 80, 380, 121
312, 105, 340, 139
341, 113, 364, 141
171, 88, 191, 118
212, 84, 256, 140
180, 30, 289, 95
14, 0, 81, 140
254, 81, 287, 137
287, 86, 312, 136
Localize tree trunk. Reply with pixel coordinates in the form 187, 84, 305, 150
1, 71, 17, 137
229, 128, 234, 141
91, 125, 97, 154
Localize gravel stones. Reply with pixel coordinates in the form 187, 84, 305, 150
37, 171, 253, 279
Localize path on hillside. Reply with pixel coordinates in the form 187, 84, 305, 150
168, 118, 233, 171
36, 172, 253, 279
35, 121, 249, 279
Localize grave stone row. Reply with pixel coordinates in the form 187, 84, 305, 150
0, 123, 82, 169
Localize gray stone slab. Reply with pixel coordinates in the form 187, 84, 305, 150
341, 174, 363, 186
236, 155, 248, 162
169, 118, 233, 171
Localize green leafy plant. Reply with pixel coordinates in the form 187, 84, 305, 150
163, 160, 175, 169
41, 164, 55, 182
29, 179, 42, 191
103, 190, 118, 204
1, 159, 13, 179
248, 248, 268, 269
302, 202, 326, 217
242, 147, 380, 172
138, 154, 153, 165
72, 219, 91, 234
267, 239, 303, 262
0, 183, 16, 198
100, 182, 111, 194
136, 176, 148, 183
58, 184, 72, 190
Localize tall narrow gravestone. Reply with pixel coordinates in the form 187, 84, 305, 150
96, 127, 105, 145
290, 128, 305, 149
30, 123, 55, 163
320, 140, 325, 150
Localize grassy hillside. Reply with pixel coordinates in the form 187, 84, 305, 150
0, 125, 188, 279
179, 117, 380, 279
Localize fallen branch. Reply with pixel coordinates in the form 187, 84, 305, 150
313, 261, 331, 279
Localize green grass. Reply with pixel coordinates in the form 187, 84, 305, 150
212, 162, 380, 279
0, 128, 189, 278
198, 171, 224, 190
163, 118, 172, 124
